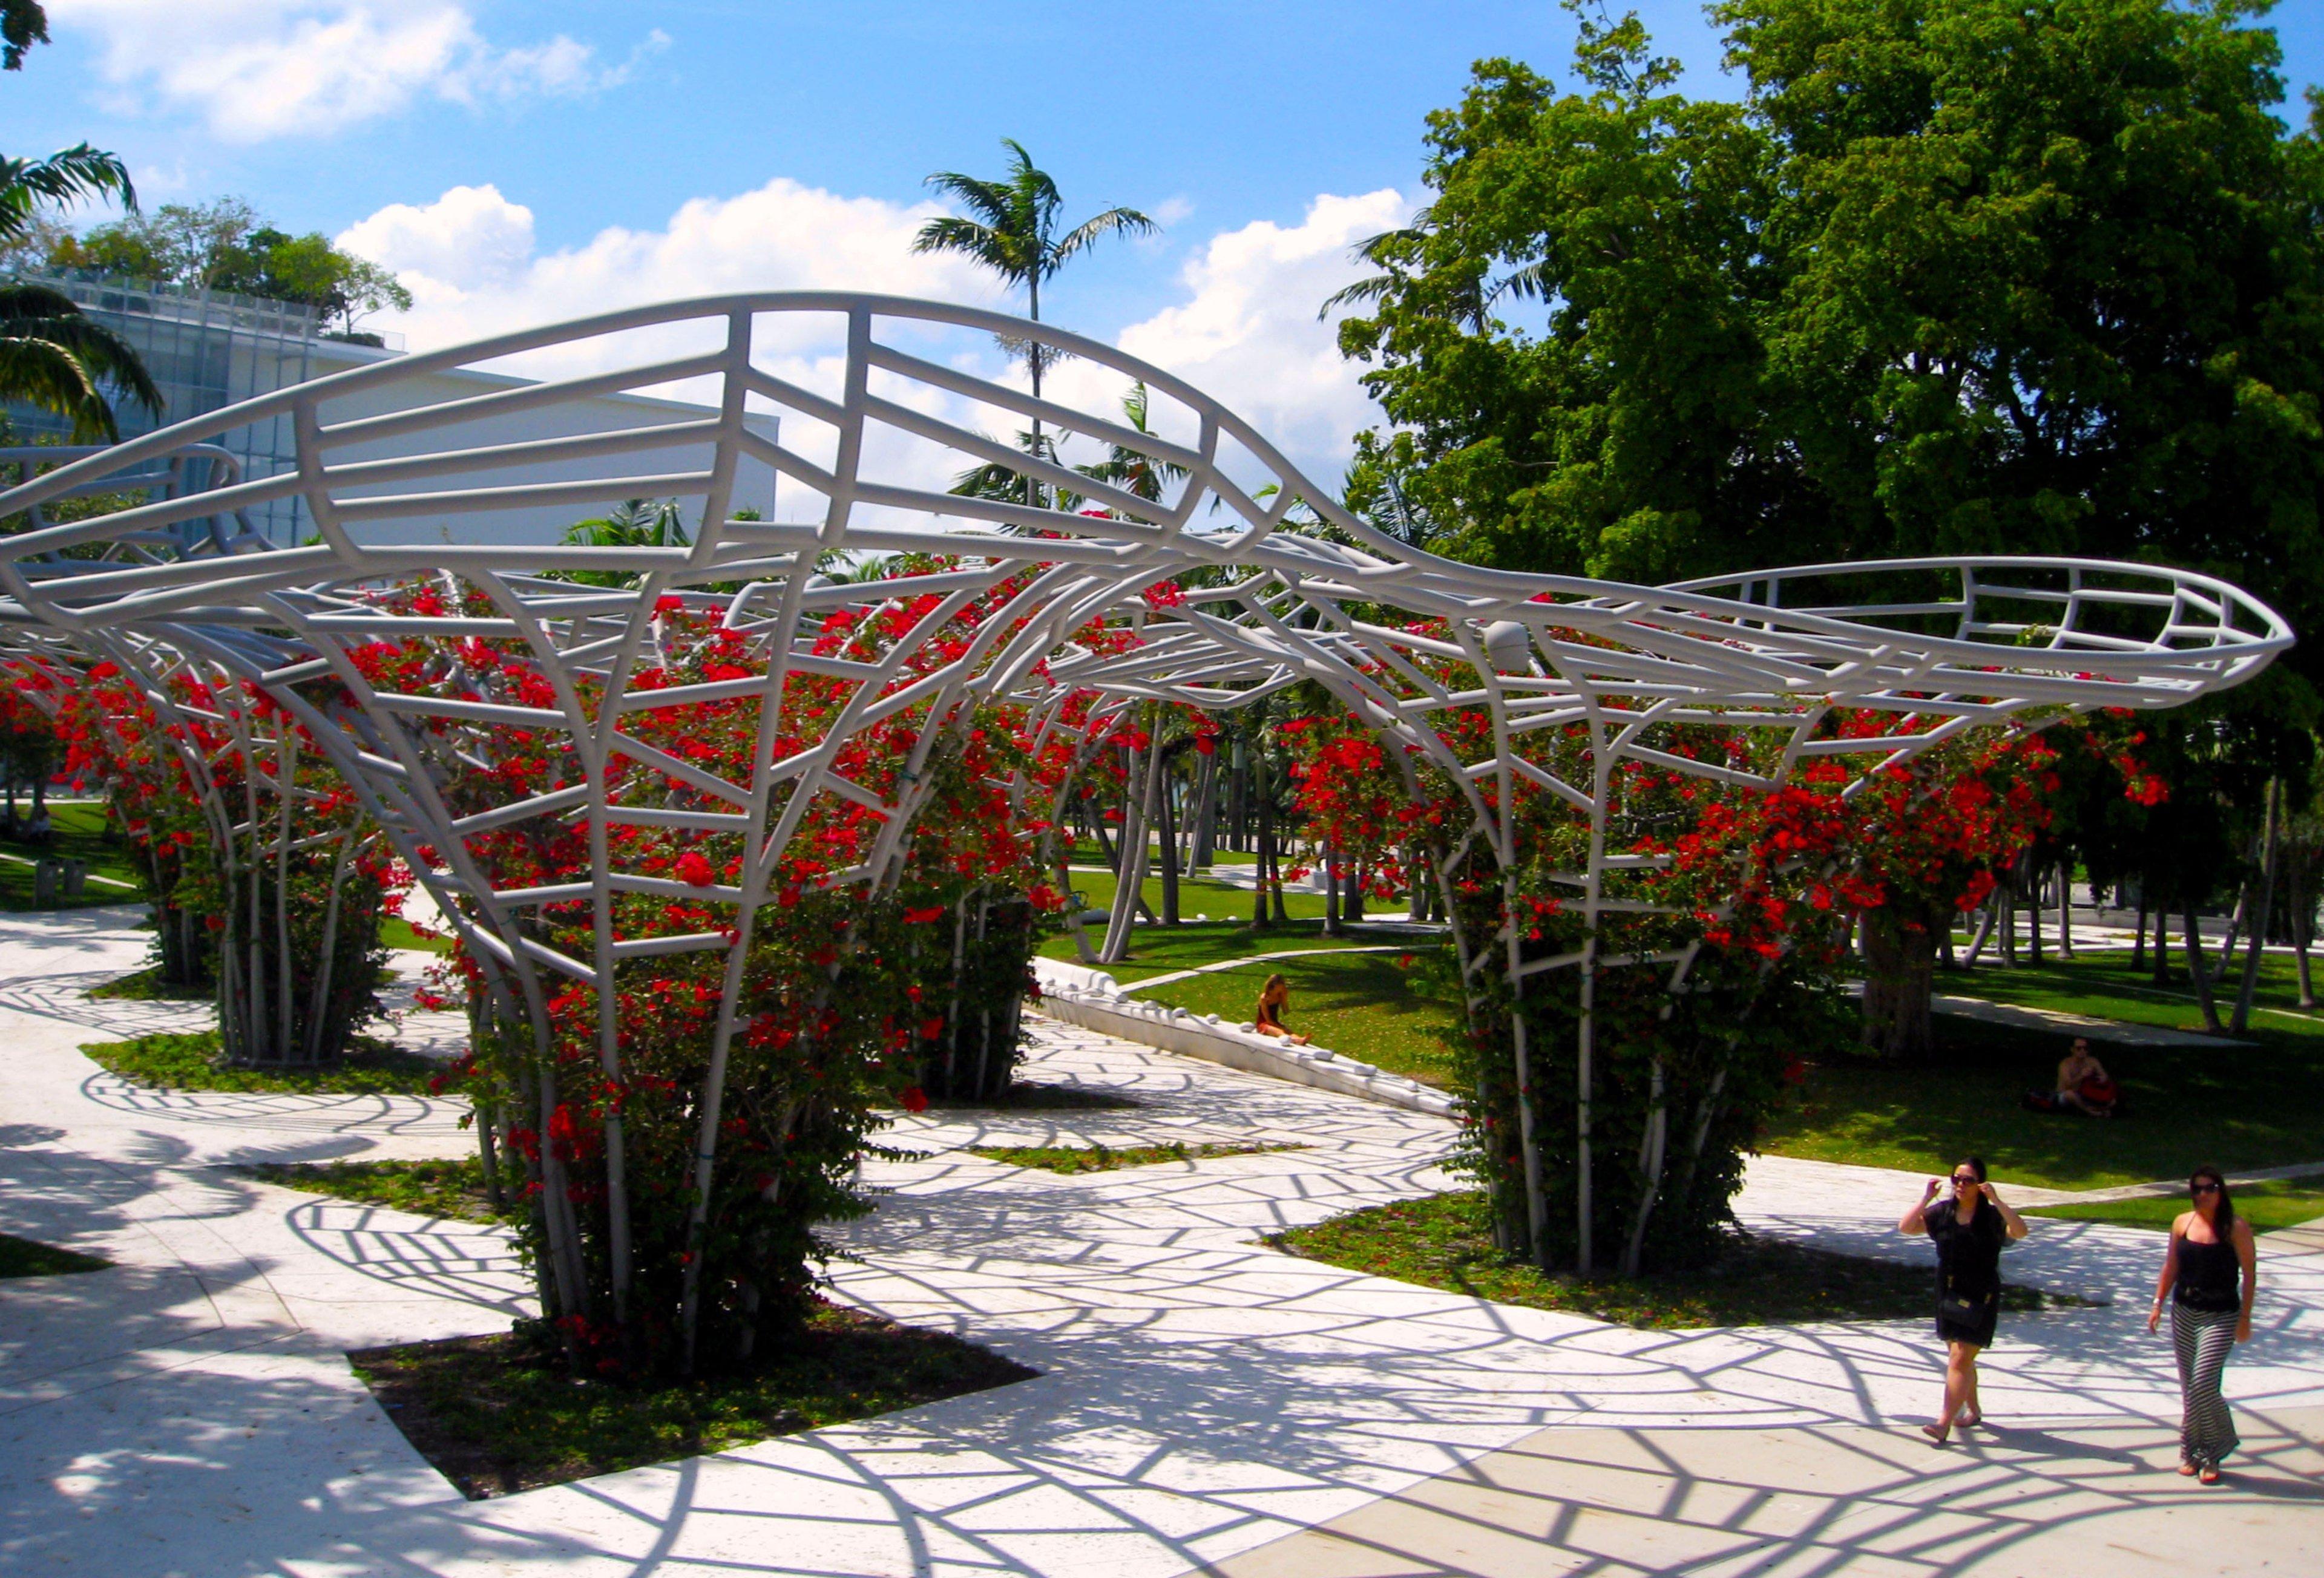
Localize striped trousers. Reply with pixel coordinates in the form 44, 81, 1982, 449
2173, 1303, 2240, 1468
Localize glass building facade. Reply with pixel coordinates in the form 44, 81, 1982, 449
3, 272, 404, 543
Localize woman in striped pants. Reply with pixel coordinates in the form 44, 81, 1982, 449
2147, 1165, 2257, 1484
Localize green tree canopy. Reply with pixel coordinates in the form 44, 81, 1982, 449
1341, 0, 2324, 681
35, 196, 413, 336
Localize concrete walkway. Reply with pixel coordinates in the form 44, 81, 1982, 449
2, 910, 2321, 1576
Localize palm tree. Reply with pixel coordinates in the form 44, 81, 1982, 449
1075, 382, 1186, 505
0, 283, 162, 441
951, 427, 1082, 517
913, 141, 1156, 508
0, 145, 160, 441
551, 498, 691, 587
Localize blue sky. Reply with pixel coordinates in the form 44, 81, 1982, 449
5, 1, 2320, 480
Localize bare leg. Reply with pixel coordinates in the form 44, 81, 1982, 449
1924, 1341, 1976, 1442
1961, 1351, 1983, 1426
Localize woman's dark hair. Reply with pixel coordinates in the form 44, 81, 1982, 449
1955, 1155, 1988, 1184
2191, 1164, 2235, 1233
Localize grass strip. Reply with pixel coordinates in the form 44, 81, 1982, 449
1268, 1190, 2090, 1331
382, 916, 455, 955
1125, 947, 1462, 1089
0, 801, 144, 910
0, 1232, 110, 1278
238, 1159, 508, 1224
968, 1139, 1305, 1174
2025, 1177, 2324, 1233
82, 1029, 444, 1097
87, 966, 211, 1002
351, 1306, 1037, 1499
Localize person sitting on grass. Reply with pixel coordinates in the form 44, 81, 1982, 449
1252, 973, 1311, 1046
2056, 1038, 2118, 1118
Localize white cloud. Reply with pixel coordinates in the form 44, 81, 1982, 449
336, 183, 537, 291
336, 178, 999, 347
333, 180, 1409, 497
50, 1, 655, 141
1105, 189, 1412, 486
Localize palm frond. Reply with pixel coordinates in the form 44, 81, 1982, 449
0, 145, 137, 247
1046, 206, 1158, 274
0, 335, 120, 441
0, 284, 161, 434
919, 170, 1018, 232
1485, 260, 1555, 307
1319, 273, 1396, 319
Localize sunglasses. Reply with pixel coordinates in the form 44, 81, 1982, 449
1951, 1174, 1981, 1186
2192, 1182, 2222, 1196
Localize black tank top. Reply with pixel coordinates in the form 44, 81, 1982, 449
2175, 1231, 2241, 1312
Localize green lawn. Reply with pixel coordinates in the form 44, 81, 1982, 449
2024, 1177, 2324, 1233
1764, 956, 2324, 1189
1040, 908, 1419, 983
238, 1159, 508, 1222
83, 1030, 445, 1097
0, 801, 144, 910
0, 1231, 110, 1278
382, 915, 455, 955
352, 1307, 1035, 1499
1269, 1190, 2087, 1331
1128, 943, 1464, 1088
1938, 951, 2322, 1038
967, 1140, 1305, 1173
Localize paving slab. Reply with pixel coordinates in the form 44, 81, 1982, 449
1204, 1409, 2324, 1577
2, 908, 2321, 1577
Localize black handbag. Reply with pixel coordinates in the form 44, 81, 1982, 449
1939, 1291, 1984, 1322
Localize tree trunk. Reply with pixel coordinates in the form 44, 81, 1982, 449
2055, 863, 2074, 960
1158, 755, 1181, 927
2153, 888, 2172, 981
1100, 721, 1160, 963
1345, 858, 1366, 923
1189, 750, 1218, 871
2293, 847, 2316, 1010
1860, 910, 1938, 1061
1251, 751, 1272, 929
1960, 899, 1998, 967
2184, 905, 2225, 1035
2027, 862, 2044, 966
2131, 891, 2148, 971
1321, 845, 1342, 936
1228, 739, 1246, 854
1999, 876, 2018, 967
2230, 778, 2280, 1036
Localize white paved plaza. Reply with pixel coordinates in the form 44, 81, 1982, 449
2, 909, 2320, 1576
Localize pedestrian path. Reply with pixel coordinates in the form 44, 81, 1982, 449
2, 909, 2320, 1577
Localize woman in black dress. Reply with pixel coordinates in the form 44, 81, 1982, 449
1897, 1155, 2029, 1444
2146, 1165, 2257, 1483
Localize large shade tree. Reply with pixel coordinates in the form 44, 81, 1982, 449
1336, 0, 2324, 1053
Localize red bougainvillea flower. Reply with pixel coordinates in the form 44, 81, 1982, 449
674, 851, 717, 887
902, 905, 946, 923
898, 1086, 929, 1113
919, 1017, 944, 1040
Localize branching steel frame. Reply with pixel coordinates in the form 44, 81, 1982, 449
0, 293, 2293, 1280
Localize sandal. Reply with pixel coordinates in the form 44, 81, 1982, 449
1920, 1423, 1949, 1447
2178, 1458, 2198, 1477
2199, 1465, 2222, 1485
1959, 1410, 1982, 1429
